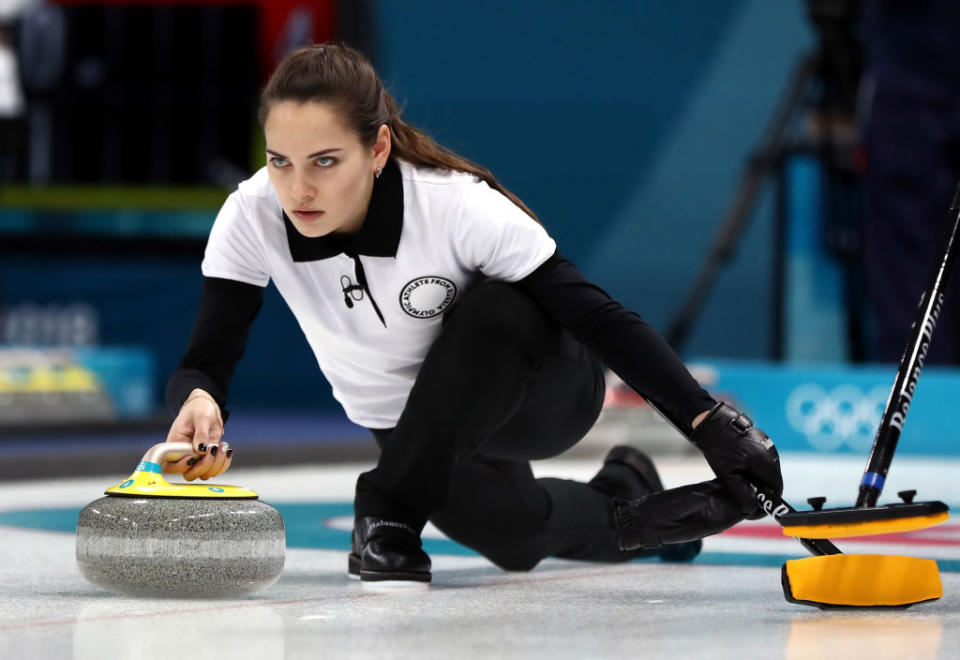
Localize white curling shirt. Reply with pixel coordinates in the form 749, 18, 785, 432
200, 158, 556, 428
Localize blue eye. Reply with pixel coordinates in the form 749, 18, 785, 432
316, 156, 336, 167
269, 156, 289, 168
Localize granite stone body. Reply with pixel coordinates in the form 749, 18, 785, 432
76, 496, 285, 598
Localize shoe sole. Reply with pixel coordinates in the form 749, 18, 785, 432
348, 552, 431, 586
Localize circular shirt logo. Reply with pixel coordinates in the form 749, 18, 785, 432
399, 276, 457, 319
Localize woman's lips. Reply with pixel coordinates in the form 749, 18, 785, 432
293, 210, 324, 222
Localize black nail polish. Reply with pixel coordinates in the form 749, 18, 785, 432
226, 449, 233, 458
198, 443, 207, 452
186, 458, 197, 466
211, 445, 219, 456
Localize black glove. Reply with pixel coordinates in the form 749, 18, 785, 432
690, 402, 783, 519
613, 479, 746, 551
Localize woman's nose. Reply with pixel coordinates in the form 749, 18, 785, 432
291, 172, 316, 201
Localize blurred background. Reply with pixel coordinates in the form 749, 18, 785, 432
3, 0, 960, 478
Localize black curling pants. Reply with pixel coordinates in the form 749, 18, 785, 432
354, 280, 652, 571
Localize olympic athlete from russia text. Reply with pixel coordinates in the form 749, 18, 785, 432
162, 43, 783, 587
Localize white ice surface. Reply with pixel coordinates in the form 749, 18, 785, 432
1, 453, 958, 659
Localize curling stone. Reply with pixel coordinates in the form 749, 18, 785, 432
76, 442, 285, 598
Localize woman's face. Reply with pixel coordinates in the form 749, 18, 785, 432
264, 100, 390, 237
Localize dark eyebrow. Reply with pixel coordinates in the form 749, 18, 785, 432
265, 148, 343, 159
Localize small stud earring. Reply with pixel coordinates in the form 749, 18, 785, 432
375, 167, 383, 179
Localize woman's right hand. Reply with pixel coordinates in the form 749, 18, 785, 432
162, 388, 233, 481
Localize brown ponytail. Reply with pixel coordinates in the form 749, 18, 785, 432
259, 43, 540, 223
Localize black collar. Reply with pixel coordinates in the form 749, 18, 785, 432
283, 158, 403, 261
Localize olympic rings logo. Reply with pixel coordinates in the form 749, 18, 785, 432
785, 384, 889, 452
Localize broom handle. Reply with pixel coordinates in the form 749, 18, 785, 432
756, 487, 842, 556
856, 183, 960, 508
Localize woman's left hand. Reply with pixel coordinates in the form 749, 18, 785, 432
689, 402, 783, 519
163, 440, 233, 481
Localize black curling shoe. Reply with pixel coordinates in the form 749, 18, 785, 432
594, 445, 666, 495
591, 445, 703, 563
348, 516, 432, 588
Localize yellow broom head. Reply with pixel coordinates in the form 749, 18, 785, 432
781, 500, 949, 539
783, 511, 949, 539
783, 554, 942, 608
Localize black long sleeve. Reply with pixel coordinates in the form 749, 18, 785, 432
515, 249, 716, 435
165, 277, 265, 420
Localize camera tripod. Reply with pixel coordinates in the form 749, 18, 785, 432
665, 0, 864, 361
